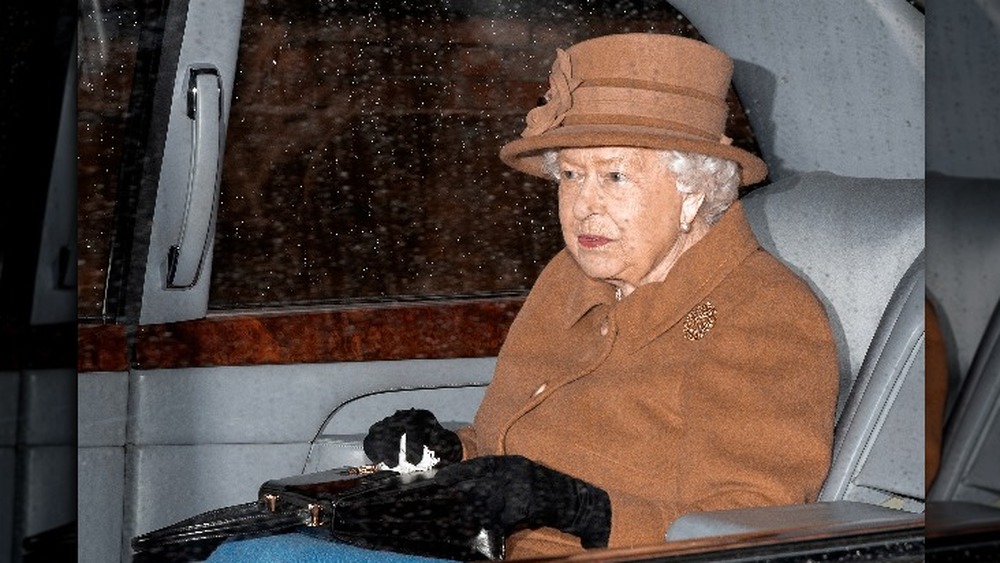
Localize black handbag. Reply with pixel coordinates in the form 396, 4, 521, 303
130, 466, 505, 562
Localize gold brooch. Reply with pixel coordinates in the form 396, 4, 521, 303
683, 301, 717, 341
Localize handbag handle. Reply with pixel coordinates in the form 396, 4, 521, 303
130, 500, 307, 562
130, 466, 505, 562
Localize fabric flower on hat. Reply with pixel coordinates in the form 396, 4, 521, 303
522, 49, 582, 138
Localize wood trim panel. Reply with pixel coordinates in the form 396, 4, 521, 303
77, 297, 524, 372
77, 323, 129, 372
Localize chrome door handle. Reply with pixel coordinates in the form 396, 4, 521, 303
167, 64, 223, 289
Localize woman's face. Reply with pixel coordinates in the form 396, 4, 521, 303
557, 147, 698, 288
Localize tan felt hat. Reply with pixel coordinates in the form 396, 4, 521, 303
500, 33, 767, 186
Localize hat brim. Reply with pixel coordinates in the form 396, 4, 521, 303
499, 125, 768, 186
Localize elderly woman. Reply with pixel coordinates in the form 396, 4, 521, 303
365, 33, 838, 558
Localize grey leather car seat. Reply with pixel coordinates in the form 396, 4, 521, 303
927, 176, 1000, 519
930, 297, 1000, 508
667, 171, 925, 540
926, 175, 1000, 410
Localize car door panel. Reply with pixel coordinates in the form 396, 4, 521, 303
139, 0, 244, 324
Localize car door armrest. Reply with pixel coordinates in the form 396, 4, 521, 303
665, 501, 921, 541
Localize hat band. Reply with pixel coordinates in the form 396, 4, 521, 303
569, 85, 728, 139
582, 77, 727, 106
561, 114, 718, 141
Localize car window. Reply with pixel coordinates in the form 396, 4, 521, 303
78, 2, 145, 320
77, 1, 761, 319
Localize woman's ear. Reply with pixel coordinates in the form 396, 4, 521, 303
680, 191, 707, 225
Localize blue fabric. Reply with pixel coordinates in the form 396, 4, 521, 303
206, 533, 459, 563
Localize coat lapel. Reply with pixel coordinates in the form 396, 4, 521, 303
616, 202, 760, 353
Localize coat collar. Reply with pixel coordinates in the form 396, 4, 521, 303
557, 201, 760, 342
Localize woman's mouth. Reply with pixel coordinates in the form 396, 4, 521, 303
578, 234, 612, 248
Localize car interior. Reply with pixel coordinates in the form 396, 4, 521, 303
926, 174, 1000, 535
2, 0, 995, 562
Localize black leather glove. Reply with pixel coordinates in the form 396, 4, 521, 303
434, 455, 611, 549
363, 408, 463, 468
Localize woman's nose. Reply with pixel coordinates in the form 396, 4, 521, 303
572, 176, 602, 219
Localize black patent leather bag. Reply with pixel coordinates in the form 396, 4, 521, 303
130, 467, 504, 562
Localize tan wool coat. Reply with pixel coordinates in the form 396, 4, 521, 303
457, 202, 839, 559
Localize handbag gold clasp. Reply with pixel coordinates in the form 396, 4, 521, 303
346, 464, 380, 475
262, 493, 278, 513
307, 503, 323, 527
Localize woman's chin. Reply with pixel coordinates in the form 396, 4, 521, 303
573, 256, 625, 284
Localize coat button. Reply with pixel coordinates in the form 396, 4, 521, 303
600, 318, 610, 336
532, 383, 547, 397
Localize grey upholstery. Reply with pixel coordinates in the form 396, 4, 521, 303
667, 172, 925, 541
926, 175, 1000, 404
302, 384, 488, 473
743, 172, 924, 419
922, 1, 1000, 515
78, 358, 496, 563
818, 255, 924, 511
927, 1, 1000, 179
672, 0, 924, 182
924, 7, 1000, 502
925, 174, 1000, 510
666, 501, 918, 542
928, 297, 1000, 506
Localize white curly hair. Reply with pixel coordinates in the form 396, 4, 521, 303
541, 148, 741, 225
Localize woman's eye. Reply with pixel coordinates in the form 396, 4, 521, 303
607, 171, 626, 183
561, 169, 578, 181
